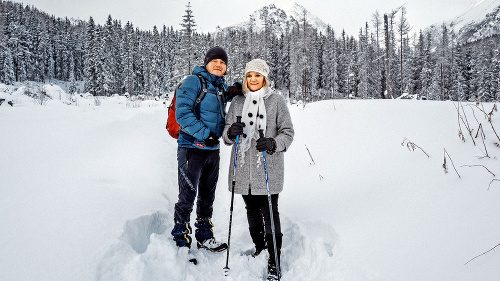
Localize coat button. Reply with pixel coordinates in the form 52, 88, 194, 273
253, 100, 257, 104
260, 114, 264, 119
248, 113, 253, 117
249, 121, 254, 125
243, 134, 247, 138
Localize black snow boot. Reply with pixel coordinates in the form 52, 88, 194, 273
266, 233, 282, 281
249, 227, 267, 257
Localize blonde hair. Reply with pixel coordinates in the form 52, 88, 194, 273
242, 74, 270, 94
242, 59, 271, 94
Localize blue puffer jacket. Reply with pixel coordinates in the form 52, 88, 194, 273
176, 66, 229, 150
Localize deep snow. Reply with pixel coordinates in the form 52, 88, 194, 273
1, 89, 499, 281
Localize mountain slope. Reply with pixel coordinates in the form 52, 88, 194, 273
428, 0, 500, 43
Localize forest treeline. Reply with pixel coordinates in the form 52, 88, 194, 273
0, 1, 499, 101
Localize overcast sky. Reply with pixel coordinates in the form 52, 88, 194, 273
19, 0, 478, 35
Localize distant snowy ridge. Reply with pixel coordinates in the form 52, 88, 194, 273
287, 2, 329, 32
227, 2, 329, 35
456, 5, 500, 42
428, 0, 500, 43
451, 0, 500, 30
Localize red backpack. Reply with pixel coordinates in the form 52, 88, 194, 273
166, 74, 208, 139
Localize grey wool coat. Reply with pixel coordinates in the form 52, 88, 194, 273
222, 91, 294, 195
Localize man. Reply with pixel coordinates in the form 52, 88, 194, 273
171, 46, 240, 254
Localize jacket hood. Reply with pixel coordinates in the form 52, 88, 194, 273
192, 66, 226, 86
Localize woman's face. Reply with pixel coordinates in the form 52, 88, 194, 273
205, 59, 226, 77
246, 71, 265, 92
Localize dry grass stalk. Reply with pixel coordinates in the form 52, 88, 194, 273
443, 149, 461, 178
460, 165, 496, 177
454, 102, 475, 145
401, 138, 430, 157
305, 144, 316, 165
474, 123, 489, 158
476, 103, 500, 143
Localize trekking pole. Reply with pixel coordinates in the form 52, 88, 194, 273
224, 116, 242, 276
259, 129, 280, 281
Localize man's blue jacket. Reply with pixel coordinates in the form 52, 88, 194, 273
176, 66, 229, 150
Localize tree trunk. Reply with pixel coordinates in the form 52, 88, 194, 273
384, 14, 391, 99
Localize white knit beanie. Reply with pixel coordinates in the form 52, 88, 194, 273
243, 59, 270, 94
244, 59, 270, 78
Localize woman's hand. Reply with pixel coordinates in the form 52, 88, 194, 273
256, 137, 276, 154
227, 121, 245, 140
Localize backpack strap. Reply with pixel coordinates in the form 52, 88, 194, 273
195, 74, 207, 105
193, 74, 207, 119
216, 84, 227, 118
193, 74, 227, 119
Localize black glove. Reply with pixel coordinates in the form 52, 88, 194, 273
224, 84, 242, 99
227, 121, 245, 140
256, 137, 276, 154
204, 132, 220, 147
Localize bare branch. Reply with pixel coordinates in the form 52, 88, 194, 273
460, 165, 496, 177
465, 243, 500, 265
488, 179, 500, 191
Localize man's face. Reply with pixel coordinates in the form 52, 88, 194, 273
205, 59, 226, 77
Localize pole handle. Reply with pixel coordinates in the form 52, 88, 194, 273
236, 115, 242, 123
258, 129, 264, 138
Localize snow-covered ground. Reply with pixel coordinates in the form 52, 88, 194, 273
1, 88, 499, 281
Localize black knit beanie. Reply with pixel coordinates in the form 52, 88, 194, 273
204, 46, 228, 66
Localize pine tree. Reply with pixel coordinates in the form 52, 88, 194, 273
102, 15, 116, 96
456, 44, 475, 101
410, 30, 424, 97
123, 21, 134, 95
2, 48, 15, 84
146, 26, 161, 97
321, 26, 336, 99
420, 31, 435, 100
84, 16, 98, 96
477, 37, 497, 101
162, 26, 178, 93
179, 2, 196, 75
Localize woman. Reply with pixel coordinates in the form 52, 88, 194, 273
223, 59, 294, 280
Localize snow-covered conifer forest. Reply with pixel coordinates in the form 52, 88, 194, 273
0, 0, 499, 102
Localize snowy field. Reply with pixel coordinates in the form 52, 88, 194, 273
1, 87, 500, 281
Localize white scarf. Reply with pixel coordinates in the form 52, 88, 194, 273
239, 87, 269, 165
